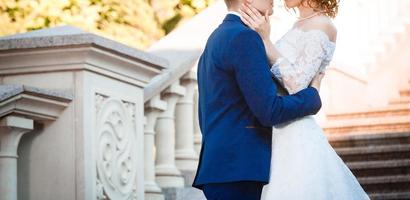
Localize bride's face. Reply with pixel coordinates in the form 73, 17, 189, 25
284, 0, 303, 8
246, 0, 274, 15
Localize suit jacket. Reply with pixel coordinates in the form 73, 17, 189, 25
192, 14, 322, 189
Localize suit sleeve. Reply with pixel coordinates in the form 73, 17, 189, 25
229, 29, 322, 127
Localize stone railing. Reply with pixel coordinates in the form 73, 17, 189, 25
0, 2, 227, 199
142, 1, 227, 199
1, 1, 410, 200
0, 25, 166, 200
332, 0, 410, 74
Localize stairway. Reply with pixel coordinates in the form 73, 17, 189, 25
328, 132, 410, 199
325, 80, 410, 199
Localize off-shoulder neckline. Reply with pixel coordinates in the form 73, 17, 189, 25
289, 27, 336, 46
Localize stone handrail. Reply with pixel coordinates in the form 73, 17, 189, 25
143, 1, 227, 103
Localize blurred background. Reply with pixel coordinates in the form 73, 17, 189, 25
0, 0, 215, 49
1, 0, 410, 200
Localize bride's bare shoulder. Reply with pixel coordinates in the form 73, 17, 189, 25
299, 16, 337, 42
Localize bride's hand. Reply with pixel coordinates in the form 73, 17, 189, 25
239, 3, 271, 41
310, 72, 325, 92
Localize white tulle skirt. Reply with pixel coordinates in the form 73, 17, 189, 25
261, 116, 370, 200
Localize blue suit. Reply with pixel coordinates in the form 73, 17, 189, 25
193, 14, 322, 198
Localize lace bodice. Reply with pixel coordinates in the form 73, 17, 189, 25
271, 28, 336, 94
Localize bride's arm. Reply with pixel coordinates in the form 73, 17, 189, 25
270, 37, 327, 94
262, 40, 281, 66
240, 4, 336, 93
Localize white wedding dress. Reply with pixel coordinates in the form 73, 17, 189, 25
261, 28, 370, 200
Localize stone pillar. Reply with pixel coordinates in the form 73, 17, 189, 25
0, 116, 33, 200
193, 88, 202, 154
144, 95, 167, 200
175, 71, 199, 171
155, 82, 186, 188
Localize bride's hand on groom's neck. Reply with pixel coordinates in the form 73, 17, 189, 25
239, 3, 281, 65
239, 3, 271, 41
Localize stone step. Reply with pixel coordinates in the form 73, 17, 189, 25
323, 115, 410, 135
328, 132, 410, 148
326, 104, 410, 121
369, 192, 410, 200
335, 144, 410, 162
347, 159, 410, 177
163, 187, 205, 200
400, 89, 410, 97
389, 96, 410, 105
359, 175, 410, 193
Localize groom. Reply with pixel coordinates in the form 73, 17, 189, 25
192, 0, 324, 199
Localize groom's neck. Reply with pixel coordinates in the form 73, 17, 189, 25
228, 7, 240, 12
225, 0, 241, 12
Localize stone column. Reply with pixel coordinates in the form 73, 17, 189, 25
144, 95, 167, 200
175, 71, 199, 171
193, 88, 202, 154
0, 116, 33, 200
155, 82, 186, 188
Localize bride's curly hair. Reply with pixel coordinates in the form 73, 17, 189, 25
306, 0, 339, 18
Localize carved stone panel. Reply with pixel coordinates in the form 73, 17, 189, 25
95, 94, 138, 200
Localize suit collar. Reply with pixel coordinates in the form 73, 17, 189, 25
223, 14, 242, 23
227, 11, 241, 18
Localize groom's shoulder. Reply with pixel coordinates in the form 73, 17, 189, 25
217, 20, 260, 39
224, 25, 264, 47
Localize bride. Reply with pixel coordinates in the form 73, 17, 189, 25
239, 0, 370, 199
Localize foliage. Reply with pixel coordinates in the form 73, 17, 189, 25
0, 0, 214, 49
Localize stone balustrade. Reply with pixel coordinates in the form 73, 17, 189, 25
0, 1, 409, 200
0, 85, 72, 200
0, 26, 166, 200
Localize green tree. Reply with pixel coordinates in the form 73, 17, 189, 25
0, 0, 214, 49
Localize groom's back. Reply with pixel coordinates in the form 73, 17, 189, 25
193, 14, 273, 188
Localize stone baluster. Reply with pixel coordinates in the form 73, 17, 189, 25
339, 0, 361, 65
193, 88, 202, 154
155, 82, 186, 188
359, 0, 370, 51
0, 116, 33, 200
351, 0, 368, 73
144, 95, 167, 200
0, 85, 71, 200
175, 71, 199, 171
388, 0, 398, 30
403, 0, 410, 23
368, 1, 379, 43
379, 0, 389, 33
398, 0, 408, 23
375, 0, 384, 36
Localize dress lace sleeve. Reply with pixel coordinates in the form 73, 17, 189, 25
270, 30, 335, 94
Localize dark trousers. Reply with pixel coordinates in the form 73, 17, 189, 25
202, 181, 264, 200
